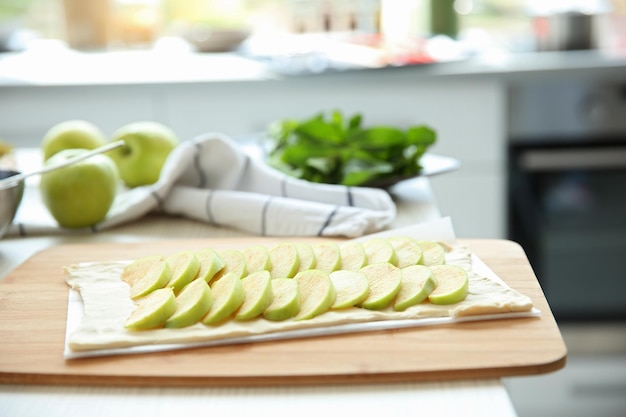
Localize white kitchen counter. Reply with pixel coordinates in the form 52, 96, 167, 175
0, 43, 625, 86
0, 47, 276, 86
0, 380, 517, 417
0, 147, 521, 417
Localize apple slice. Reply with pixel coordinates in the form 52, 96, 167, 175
129, 260, 172, 300
387, 236, 423, 268
166, 250, 201, 293
427, 265, 469, 305
363, 237, 398, 266
263, 278, 301, 321
338, 242, 367, 271
212, 249, 247, 282
202, 272, 246, 325
121, 255, 164, 286
164, 278, 213, 328
359, 263, 402, 310
195, 247, 226, 282
242, 245, 271, 274
393, 265, 437, 311
417, 241, 446, 266
329, 270, 369, 309
312, 242, 342, 273
294, 270, 336, 320
269, 242, 300, 279
295, 243, 317, 273
125, 287, 176, 330
235, 270, 273, 321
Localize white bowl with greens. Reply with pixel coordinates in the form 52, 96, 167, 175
265, 111, 453, 188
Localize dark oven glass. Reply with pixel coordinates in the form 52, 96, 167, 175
508, 140, 626, 321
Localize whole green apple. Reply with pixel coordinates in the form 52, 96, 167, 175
39, 149, 119, 229
41, 120, 107, 161
107, 121, 179, 188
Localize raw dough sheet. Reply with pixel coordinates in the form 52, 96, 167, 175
64, 218, 539, 359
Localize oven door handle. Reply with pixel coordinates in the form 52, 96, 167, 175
519, 147, 626, 171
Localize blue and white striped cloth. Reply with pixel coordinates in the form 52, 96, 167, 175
10, 133, 396, 238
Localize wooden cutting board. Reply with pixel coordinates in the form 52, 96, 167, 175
0, 238, 567, 387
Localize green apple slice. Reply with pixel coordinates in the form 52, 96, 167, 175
387, 236, 423, 268
195, 247, 225, 282
294, 269, 336, 320
312, 242, 341, 273
164, 278, 213, 328
295, 243, 316, 273
363, 237, 398, 266
338, 242, 367, 271
166, 250, 201, 293
202, 272, 246, 325
269, 242, 300, 279
393, 265, 437, 311
427, 265, 469, 305
235, 270, 273, 321
329, 270, 370, 309
359, 263, 402, 310
418, 241, 446, 266
121, 255, 164, 286
263, 278, 301, 321
125, 287, 176, 330
242, 245, 271, 273
129, 260, 172, 300
212, 249, 247, 282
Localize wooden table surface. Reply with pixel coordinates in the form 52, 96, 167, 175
0, 237, 565, 387
0, 172, 554, 417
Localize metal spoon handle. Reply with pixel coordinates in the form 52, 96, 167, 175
0, 140, 125, 188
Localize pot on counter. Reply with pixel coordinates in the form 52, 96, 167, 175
533, 11, 598, 51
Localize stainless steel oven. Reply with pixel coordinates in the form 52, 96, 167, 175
507, 78, 626, 321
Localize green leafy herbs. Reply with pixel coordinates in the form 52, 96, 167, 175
266, 111, 436, 187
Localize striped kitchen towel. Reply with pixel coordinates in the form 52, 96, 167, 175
104, 133, 396, 237
10, 133, 396, 238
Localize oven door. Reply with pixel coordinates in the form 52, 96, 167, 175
508, 142, 626, 321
